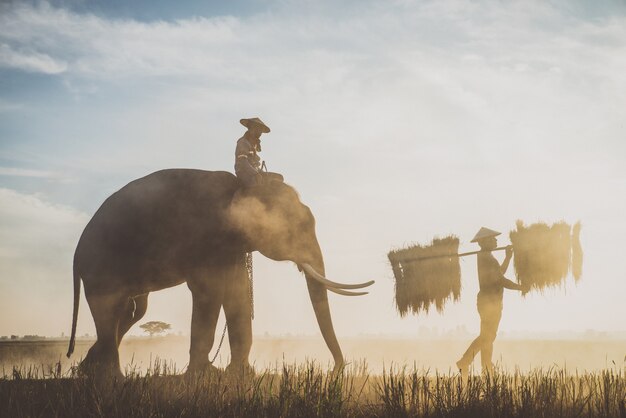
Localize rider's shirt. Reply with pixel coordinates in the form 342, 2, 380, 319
235, 136, 261, 186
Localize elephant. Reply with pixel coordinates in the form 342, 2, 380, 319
66, 169, 373, 377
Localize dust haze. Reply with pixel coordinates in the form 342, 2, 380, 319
2, 335, 623, 376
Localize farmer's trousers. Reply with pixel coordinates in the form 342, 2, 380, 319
459, 297, 503, 371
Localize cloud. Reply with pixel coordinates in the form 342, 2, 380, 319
0, 43, 67, 74
2, 0, 625, 157
0, 188, 88, 335
0, 187, 87, 267
0, 99, 23, 113
0, 167, 58, 178
1, 0, 622, 84
0, 2, 242, 79
2, 1, 625, 216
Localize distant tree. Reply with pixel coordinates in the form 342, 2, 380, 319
23, 335, 45, 341
139, 321, 172, 337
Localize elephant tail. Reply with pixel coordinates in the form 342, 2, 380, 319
66, 253, 81, 358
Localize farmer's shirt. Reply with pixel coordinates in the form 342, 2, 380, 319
477, 251, 505, 302
235, 136, 261, 182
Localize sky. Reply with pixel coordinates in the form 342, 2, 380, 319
1, 0, 625, 341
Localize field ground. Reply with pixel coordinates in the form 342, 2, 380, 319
1, 337, 624, 417
1, 336, 624, 374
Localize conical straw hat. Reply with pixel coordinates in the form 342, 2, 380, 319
240, 117, 270, 133
470, 227, 501, 243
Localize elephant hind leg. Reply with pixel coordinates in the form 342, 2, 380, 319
81, 292, 126, 378
117, 293, 149, 347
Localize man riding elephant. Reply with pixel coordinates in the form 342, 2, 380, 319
235, 117, 283, 187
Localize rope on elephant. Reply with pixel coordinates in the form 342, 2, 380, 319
246, 252, 254, 320
210, 322, 228, 364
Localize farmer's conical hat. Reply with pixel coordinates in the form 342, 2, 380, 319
240, 117, 270, 133
470, 227, 501, 243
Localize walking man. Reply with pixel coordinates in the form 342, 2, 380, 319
456, 227, 528, 377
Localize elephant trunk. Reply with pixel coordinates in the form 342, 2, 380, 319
304, 247, 344, 371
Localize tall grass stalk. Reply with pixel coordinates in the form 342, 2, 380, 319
1, 361, 624, 417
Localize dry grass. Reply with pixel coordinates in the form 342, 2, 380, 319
388, 236, 461, 316
1, 360, 624, 417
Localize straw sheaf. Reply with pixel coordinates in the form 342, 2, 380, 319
509, 220, 580, 292
571, 222, 583, 281
388, 236, 460, 316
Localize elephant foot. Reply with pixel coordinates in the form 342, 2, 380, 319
78, 358, 124, 381
78, 343, 123, 380
225, 362, 255, 379
185, 360, 220, 378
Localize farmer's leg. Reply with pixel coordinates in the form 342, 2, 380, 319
480, 305, 502, 372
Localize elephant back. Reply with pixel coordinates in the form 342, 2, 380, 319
75, 169, 243, 282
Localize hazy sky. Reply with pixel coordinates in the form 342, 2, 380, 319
1, 0, 625, 340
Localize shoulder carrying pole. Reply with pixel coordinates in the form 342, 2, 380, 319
404, 246, 510, 262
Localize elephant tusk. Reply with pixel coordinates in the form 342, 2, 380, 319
327, 287, 369, 297
301, 263, 375, 290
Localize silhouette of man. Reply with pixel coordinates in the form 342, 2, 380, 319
235, 117, 283, 187
456, 227, 528, 376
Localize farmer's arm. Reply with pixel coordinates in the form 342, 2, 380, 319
486, 254, 524, 291
498, 246, 528, 292
501, 276, 524, 291
500, 245, 513, 273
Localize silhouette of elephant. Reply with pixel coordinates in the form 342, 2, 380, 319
66, 169, 373, 377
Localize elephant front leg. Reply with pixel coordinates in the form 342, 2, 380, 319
187, 282, 223, 374
223, 257, 253, 374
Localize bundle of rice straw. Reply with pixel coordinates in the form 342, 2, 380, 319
571, 222, 583, 281
388, 236, 460, 316
509, 220, 583, 291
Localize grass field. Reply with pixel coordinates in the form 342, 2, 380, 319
1, 338, 625, 417
2, 362, 624, 417
2, 336, 624, 374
